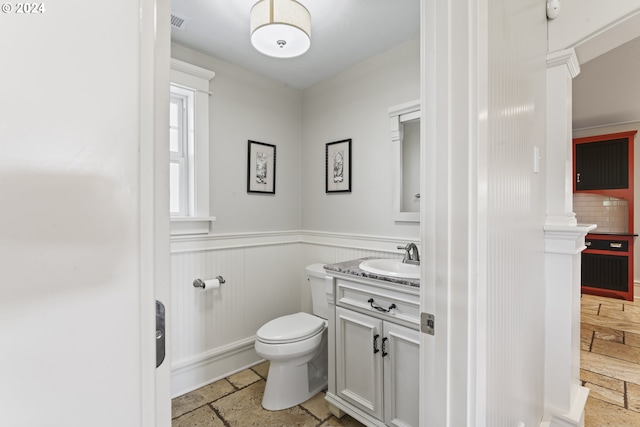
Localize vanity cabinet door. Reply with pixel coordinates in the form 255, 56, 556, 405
383, 322, 420, 427
336, 307, 384, 420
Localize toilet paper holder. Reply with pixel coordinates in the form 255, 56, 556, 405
193, 276, 226, 289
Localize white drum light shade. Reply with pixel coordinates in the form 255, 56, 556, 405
250, 0, 311, 58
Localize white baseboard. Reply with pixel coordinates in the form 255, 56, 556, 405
542, 386, 588, 427
171, 336, 261, 398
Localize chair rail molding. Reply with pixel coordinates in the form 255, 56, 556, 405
171, 229, 419, 254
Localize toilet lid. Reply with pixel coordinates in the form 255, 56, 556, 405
256, 312, 325, 344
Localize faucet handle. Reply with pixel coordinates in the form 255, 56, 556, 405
397, 244, 411, 263
398, 242, 420, 264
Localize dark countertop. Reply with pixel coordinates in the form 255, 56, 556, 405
323, 257, 420, 288
587, 232, 638, 237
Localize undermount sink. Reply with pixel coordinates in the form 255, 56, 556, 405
359, 258, 420, 279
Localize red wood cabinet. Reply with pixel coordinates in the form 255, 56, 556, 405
573, 130, 637, 301
582, 234, 634, 301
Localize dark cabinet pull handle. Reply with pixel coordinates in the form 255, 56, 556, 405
368, 298, 396, 313
381, 337, 388, 357
373, 334, 380, 354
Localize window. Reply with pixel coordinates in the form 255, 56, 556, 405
169, 86, 194, 216
170, 59, 216, 235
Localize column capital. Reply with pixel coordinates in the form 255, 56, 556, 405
547, 48, 580, 78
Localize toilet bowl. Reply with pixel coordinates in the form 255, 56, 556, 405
254, 263, 328, 411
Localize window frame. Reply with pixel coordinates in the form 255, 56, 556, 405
169, 58, 216, 235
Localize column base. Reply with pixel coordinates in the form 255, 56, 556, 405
541, 386, 589, 427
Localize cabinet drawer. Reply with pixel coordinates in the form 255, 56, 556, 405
336, 279, 420, 328
585, 239, 628, 252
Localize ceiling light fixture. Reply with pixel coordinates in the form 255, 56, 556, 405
250, 0, 311, 59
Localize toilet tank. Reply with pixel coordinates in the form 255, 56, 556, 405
305, 263, 329, 320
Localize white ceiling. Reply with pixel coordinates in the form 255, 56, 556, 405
170, 0, 420, 90
169, 1, 640, 130
573, 36, 640, 130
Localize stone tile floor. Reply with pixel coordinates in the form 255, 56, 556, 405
171, 361, 365, 427
581, 294, 640, 426
173, 293, 640, 426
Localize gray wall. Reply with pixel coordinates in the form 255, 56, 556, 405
171, 38, 420, 239
301, 39, 420, 238
172, 43, 304, 233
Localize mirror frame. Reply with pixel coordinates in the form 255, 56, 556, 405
389, 99, 420, 222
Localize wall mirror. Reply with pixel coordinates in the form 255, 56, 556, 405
389, 99, 420, 222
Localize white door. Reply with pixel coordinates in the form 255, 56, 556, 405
0, 1, 171, 426
383, 322, 420, 427
336, 307, 384, 419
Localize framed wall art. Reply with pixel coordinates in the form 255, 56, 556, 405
326, 139, 351, 193
247, 140, 276, 194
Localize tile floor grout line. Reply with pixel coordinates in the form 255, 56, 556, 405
581, 294, 640, 423
171, 378, 239, 421
209, 403, 233, 427
624, 381, 629, 410
227, 377, 241, 392
172, 361, 366, 426
250, 366, 267, 380
297, 397, 331, 425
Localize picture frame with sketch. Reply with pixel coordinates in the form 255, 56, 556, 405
325, 139, 351, 193
247, 140, 276, 194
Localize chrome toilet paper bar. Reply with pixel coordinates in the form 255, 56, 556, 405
193, 276, 226, 289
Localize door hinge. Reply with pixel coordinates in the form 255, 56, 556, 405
421, 312, 434, 335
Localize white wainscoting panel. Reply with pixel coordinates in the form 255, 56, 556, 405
170, 231, 418, 397
244, 244, 303, 338
171, 247, 246, 363
483, 0, 547, 423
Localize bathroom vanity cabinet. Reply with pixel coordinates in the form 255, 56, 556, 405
324, 260, 420, 427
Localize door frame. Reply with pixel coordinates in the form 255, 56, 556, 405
419, 0, 486, 425
139, 0, 172, 425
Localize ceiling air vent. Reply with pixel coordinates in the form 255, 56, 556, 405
171, 13, 189, 31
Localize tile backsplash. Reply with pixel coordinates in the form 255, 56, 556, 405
573, 193, 629, 233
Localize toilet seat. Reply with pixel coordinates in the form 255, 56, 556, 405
256, 312, 325, 344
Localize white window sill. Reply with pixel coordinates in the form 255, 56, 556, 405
170, 216, 216, 236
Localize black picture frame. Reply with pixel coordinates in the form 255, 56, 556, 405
326, 139, 352, 193
247, 140, 276, 194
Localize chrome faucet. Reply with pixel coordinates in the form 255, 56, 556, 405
397, 243, 420, 265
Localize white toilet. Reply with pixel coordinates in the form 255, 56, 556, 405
254, 263, 329, 411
